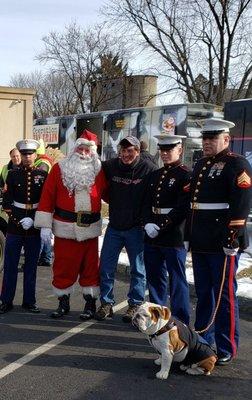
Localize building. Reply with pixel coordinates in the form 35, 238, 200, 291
91, 75, 158, 112
0, 86, 35, 166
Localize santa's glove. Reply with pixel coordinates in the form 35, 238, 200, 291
144, 223, 160, 238
40, 227, 53, 245
19, 217, 34, 230
223, 247, 239, 256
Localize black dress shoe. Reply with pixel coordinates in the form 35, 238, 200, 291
216, 354, 233, 366
22, 303, 40, 313
0, 303, 13, 314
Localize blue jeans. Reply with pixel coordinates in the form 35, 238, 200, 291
1, 233, 41, 305
100, 225, 146, 305
144, 243, 190, 324
39, 241, 52, 263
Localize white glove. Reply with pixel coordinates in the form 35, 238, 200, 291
19, 217, 34, 230
40, 227, 53, 245
184, 241, 189, 251
144, 223, 160, 238
223, 247, 239, 256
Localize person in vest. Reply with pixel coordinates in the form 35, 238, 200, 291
34, 130, 108, 320
0, 148, 21, 189
187, 118, 252, 365
34, 139, 53, 266
0, 139, 47, 314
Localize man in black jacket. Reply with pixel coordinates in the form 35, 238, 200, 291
143, 134, 191, 324
95, 136, 157, 322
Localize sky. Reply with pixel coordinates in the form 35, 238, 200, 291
0, 0, 106, 85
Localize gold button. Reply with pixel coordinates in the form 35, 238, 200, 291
156, 202, 159, 205
203, 167, 206, 170
164, 170, 168, 174
199, 174, 203, 177
157, 194, 160, 197
195, 189, 199, 193
193, 197, 197, 201
27, 197, 30, 201
161, 224, 164, 227
157, 187, 161, 191
161, 175, 165, 178
230, 230, 234, 233
228, 237, 231, 240
207, 161, 211, 165
197, 182, 201, 185
159, 181, 163, 184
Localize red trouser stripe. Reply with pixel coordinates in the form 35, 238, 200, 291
228, 255, 236, 356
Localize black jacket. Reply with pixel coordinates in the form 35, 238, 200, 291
142, 161, 191, 247
3, 166, 47, 236
187, 149, 252, 252
102, 156, 157, 230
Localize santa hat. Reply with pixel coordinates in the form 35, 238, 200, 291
74, 130, 98, 152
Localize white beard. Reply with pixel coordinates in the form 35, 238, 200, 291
59, 151, 101, 194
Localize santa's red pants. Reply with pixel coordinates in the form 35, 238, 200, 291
52, 237, 99, 290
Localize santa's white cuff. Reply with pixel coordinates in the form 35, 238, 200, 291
34, 211, 53, 229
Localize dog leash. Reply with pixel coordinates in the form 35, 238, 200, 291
195, 255, 228, 334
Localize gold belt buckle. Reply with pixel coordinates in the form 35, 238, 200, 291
26, 204, 33, 210
192, 202, 199, 210
77, 211, 91, 227
153, 207, 160, 214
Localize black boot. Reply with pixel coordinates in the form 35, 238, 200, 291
79, 294, 96, 321
51, 294, 70, 319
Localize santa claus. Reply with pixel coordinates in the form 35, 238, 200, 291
34, 130, 108, 319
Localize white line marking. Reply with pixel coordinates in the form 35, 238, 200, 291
0, 298, 129, 380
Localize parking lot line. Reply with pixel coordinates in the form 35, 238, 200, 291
0, 299, 129, 380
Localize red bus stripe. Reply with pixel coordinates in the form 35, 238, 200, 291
228, 256, 236, 356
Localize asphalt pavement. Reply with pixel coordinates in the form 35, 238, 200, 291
0, 265, 251, 400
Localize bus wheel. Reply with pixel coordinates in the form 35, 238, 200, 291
0, 230, 5, 273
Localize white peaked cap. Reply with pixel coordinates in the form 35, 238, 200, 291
201, 118, 235, 133
154, 133, 186, 146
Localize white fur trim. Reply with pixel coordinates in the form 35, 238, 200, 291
75, 188, 91, 212
34, 211, 53, 228
52, 284, 75, 296
52, 218, 102, 241
82, 286, 100, 298
75, 138, 96, 147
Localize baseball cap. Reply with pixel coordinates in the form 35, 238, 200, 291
119, 136, 140, 149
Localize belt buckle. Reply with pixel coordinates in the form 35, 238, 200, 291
192, 203, 199, 210
77, 211, 91, 227
153, 207, 160, 214
26, 204, 33, 210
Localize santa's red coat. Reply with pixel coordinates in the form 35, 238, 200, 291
34, 162, 108, 242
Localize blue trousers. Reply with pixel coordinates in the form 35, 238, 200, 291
100, 225, 146, 305
192, 252, 240, 357
144, 243, 190, 325
1, 233, 41, 305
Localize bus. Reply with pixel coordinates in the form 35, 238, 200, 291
33, 102, 222, 168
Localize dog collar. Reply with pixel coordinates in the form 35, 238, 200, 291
149, 318, 175, 339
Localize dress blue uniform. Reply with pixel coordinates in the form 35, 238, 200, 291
0, 139, 47, 313
187, 119, 252, 363
143, 134, 191, 325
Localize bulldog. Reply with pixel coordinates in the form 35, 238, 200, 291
132, 302, 217, 380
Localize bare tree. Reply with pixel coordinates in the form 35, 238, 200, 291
36, 22, 130, 113
103, 0, 252, 105
10, 71, 79, 118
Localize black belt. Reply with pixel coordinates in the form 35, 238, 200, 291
55, 207, 100, 227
